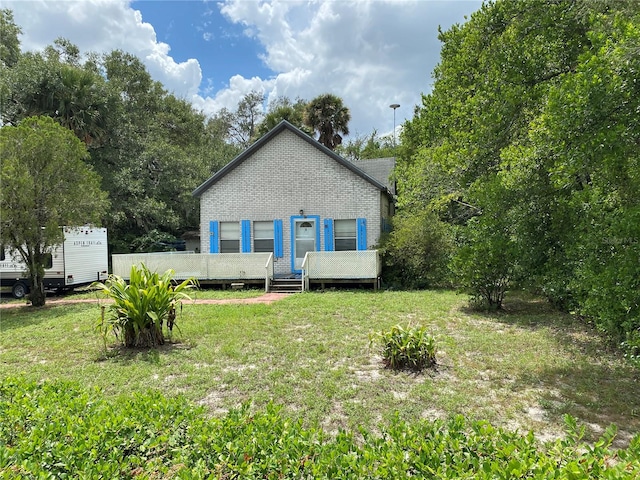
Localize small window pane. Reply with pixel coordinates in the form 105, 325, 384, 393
254, 239, 274, 252
335, 219, 356, 237
220, 222, 240, 240
334, 219, 357, 251
220, 240, 239, 253
335, 239, 356, 251
254, 221, 273, 238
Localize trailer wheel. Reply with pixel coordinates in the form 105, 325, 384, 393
12, 281, 29, 299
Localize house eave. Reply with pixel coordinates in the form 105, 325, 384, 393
192, 120, 393, 199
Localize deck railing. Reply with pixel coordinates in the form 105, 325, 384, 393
301, 250, 380, 291
112, 250, 379, 293
264, 253, 273, 292
112, 252, 274, 292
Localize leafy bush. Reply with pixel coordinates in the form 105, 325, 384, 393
0, 377, 204, 477
129, 228, 186, 252
380, 208, 454, 289
370, 324, 437, 371
621, 330, 640, 367
94, 263, 197, 348
452, 215, 517, 311
2, 378, 639, 478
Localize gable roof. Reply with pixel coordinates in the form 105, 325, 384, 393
192, 120, 393, 198
351, 157, 396, 194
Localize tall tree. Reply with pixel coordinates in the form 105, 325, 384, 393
90, 50, 211, 252
255, 96, 311, 139
1, 41, 108, 147
337, 129, 395, 161
0, 14, 262, 256
0, 8, 20, 67
397, 0, 640, 341
226, 90, 264, 148
0, 116, 108, 306
304, 93, 351, 150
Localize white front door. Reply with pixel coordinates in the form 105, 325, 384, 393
293, 218, 316, 271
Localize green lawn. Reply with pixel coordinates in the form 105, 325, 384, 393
1, 289, 638, 447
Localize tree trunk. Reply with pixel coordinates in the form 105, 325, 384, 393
29, 274, 46, 307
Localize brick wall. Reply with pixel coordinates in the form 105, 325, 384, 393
199, 129, 387, 275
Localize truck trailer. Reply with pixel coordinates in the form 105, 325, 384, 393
0, 226, 108, 298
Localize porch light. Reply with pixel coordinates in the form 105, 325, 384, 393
299, 209, 304, 217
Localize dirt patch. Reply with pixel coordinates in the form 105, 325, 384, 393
0, 292, 291, 309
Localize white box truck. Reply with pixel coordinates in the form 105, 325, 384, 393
0, 226, 108, 298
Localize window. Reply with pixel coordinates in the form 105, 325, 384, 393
220, 222, 240, 253
254, 221, 274, 253
334, 219, 357, 251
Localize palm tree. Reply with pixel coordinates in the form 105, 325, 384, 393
304, 93, 351, 150
56, 65, 108, 147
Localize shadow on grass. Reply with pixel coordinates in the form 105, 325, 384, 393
519, 362, 640, 446
462, 292, 640, 445
0, 302, 91, 332
461, 292, 619, 357
96, 341, 193, 365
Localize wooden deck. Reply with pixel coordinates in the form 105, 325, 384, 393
111, 251, 381, 292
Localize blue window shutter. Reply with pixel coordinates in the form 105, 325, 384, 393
241, 220, 251, 253
274, 219, 283, 258
324, 219, 334, 251
357, 218, 367, 250
209, 221, 219, 253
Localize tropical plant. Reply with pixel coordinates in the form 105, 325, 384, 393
304, 93, 351, 150
94, 263, 197, 348
55, 64, 109, 147
370, 324, 437, 371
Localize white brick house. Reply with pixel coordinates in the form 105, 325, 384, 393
192, 120, 395, 282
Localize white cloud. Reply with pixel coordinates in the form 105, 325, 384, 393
191, 74, 274, 114
1, 0, 482, 137
1, 0, 202, 97
215, 0, 481, 135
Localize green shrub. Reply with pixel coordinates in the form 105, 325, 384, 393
370, 324, 437, 371
452, 217, 516, 311
94, 263, 197, 348
1, 378, 639, 478
380, 208, 454, 289
621, 330, 640, 367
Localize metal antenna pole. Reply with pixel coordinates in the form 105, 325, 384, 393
389, 104, 400, 148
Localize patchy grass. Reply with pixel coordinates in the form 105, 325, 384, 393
0, 290, 638, 447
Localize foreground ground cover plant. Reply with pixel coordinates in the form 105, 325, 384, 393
1, 378, 639, 478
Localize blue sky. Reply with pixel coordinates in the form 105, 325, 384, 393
131, 0, 274, 90
1, 0, 483, 138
